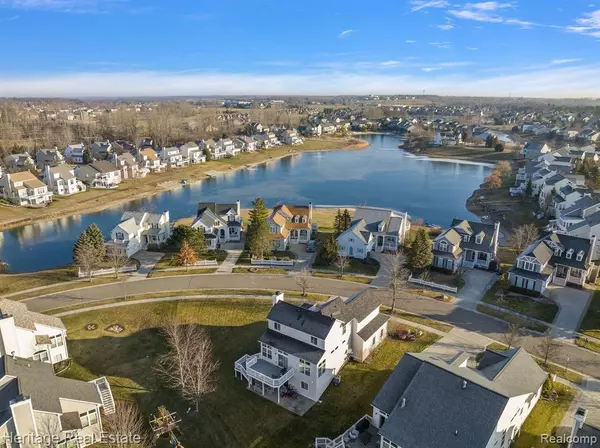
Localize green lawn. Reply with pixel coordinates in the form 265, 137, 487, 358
232, 267, 289, 275
148, 268, 218, 278
0, 267, 78, 296
476, 304, 549, 333
575, 336, 600, 354
482, 283, 558, 323
59, 299, 439, 448
312, 272, 373, 284
579, 289, 600, 339
382, 307, 454, 333
486, 342, 508, 351
513, 383, 575, 448
535, 360, 584, 385
154, 249, 227, 269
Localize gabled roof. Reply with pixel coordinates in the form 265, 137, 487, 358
259, 329, 324, 364
7, 171, 37, 183
521, 232, 592, 270
90, 160, 119, 174
0, 299, 65, 330
267, 301, 335, 339
319, 289, 381, 324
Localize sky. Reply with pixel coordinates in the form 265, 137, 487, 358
0, 0, 599, 97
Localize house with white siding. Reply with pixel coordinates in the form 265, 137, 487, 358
64, 143, 87, 164
179, 142, 206, 164
235, 290, 389, 413
159, 147, 187, 168
337, 207, 410, 260
192, 201, 243, 249
0, 171, 53, 206
281, 129, 303, 145
137, 148, 165, 172
43, 163, 85, 195
109, 210, 171, 257
551, 195, 600, 260
75, 161, 122, 189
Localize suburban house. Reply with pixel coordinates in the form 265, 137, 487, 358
280, 130, 304, 145
112, 153, 139, 180
90, 140, 113, 160
43, 163, 85, 196
553, 183, 591, 217
36, 148, 65, 169
109, 210, 172, 257
508, 232, 594, 294
0, 354, 115, 447
432, 219, 501, 272
159, 147, 187, 168
216, 138, 237, 157
179, 142, 206, 164
239, 136, 257, 152
4, 153, 34, 171
64, 143, 87, 164
552, 195, 600, 259
192, 201, 243, 249
0, 171, 53, 206
247, 122, 264, 134
75, 161, 122, 189
366, 347, 546, 448
267, 204, 314, 251
522, 141, 552, 159
234, 291, 389, 410
336, 207, 411, 260
138, 148, 165, 172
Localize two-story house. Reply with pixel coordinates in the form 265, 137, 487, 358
267, 204, 314, 251
36, 148, 64, 169
337, 207, 411, 260
522, 141, 552, 159
137, 148, 165, 172
75, 161, 122, 189
43, 163, 85, 196
192, 201, 243, 249
237, 136, 258, 152
0, 171, 53, 206
90, 141, 113, 160
365, 347, 546, 448
552, 195, 600, 260
281, 130, 303, 145
159, 147, 187, 168
64, 143, 87, 164
179, 142, 206, 164
432, 219, 501, 272
234, 290, 389, 411
109, 210, 171, 257
215, 139, 236, 157
508, 232, 594, 295
111, 153, 139, 180
4, 153, 34, 172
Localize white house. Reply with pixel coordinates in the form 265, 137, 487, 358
75, 161, 122, 189
179, 142, 206, 164
267, 204, 313, 251
90, 140, 113, 160
36, 148, 65, 169
337, 207, 410, 260
366, 347, 546, 448
137, 148, 165, 172
280, 130, 304, 145
522, 141, 552, 159
0, 299, 69, 365
64, 143, 87, 164
109, 210, 171, 257
239, 136, 258, 152
192, 201, 243, 249
235, 290, 389, 410
0, 171, 53, 206
552, 195, 600, 260
432, 219, 501, 272
508, 232, 594, 295
216, 139, 237, 157
43, 163, 85, 196
159, 147, 187, 168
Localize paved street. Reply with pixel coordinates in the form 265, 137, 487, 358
22, 274, 600, 379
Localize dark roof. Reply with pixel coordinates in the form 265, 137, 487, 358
371, 353, 423, 414
508, 266, 551, 281
545, 174, 566, 186
357, 313, 389, 341
450, 219, 498, 253
524, 141, 547, 151
259, 330, 324, 364
90, 160, 119, 173
0, 377, 19, 426
267, 301, 334, 339
197, 202, 239, 219
319, 290, 381, 324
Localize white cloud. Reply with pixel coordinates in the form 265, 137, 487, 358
464, 2, 513, 11
467, 46, 479, 50
437, 23, 454, 30
567, 10, 600, 37
504, 18, 534, 27
422, 67, 441, 72
405, 40, 418, 43
338, 29, 356, 38
409, 0, 448, 12
2, 64, 599, 98
380, 60, 401, 66
550, 58, 582, 64
430, 41, 452, 48
438, 61, 472, 67
448, 9, 503, 22
449, 2, 542, 27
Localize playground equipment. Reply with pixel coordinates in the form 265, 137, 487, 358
149, 406, 184, 448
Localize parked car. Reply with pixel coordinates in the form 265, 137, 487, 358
306, 240, 316, 252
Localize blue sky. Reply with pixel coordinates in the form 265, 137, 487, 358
0, 0, 599, 97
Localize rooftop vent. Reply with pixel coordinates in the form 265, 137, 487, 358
400, 398, 406, 408
462, 380, 467, 389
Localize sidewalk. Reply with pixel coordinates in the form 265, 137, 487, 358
216, 250, 243, 273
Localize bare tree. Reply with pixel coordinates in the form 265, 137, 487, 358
74, 238, 103, 282
295, 267, 312, 297
36, 412, 65, 448
508, 224, 539, 253
103, 401, 152, 448
500, 323, 522, 349
535, 330, 561, 366
181, 329, 220, 412
334, 254, 349, 278
106, 243, 130, 279
384, 251, 411, 315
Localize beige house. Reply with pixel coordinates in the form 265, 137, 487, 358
0, 171, 53, 206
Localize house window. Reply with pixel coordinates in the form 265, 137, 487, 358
566, 249, 573, 259
50, 334, 64, 348
576, 251, 584, 262
349, 238, 354, 243
475, 235, 483, 244
439, 241, 447, 252
33, 350, 49, 362
79, 410, 97, 428
116, 232, 125, 241
273, 322, 281, 331
300, 381, 308, 390
270, 225, 277, 233
310, 336, 318, 345
294, 216, 299, 223
318, 360, 326, 377
554, 248, 563, 256
299, 359, 311, 375
381, 438, 399, 448
261, 344, 272, 360
463, 235, 470, 242
372, 336, 376, 347
357, 248, 363, 254
380, 328, 384, 338
341, 323, 346, 335
302, 216, 307, 223
477, 252, 488, 262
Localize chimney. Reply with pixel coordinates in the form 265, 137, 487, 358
236, 199, 241, 216
462, 380, 467, 389
309, 202, 313, 223
273, 291, 284, 306
163, 210, 170, 224
400, 398, 406, 408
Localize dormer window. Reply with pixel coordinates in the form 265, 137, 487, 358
554, 248, 563, 256
302, 216, 307, 223
463, 235, 470, 242
475, 235, 483, 244
294, 216, 299, 223
566, 249, 574, 259
439, 240, 448, 252
576, 251, 584, 262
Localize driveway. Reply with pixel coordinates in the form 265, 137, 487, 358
456, 268, 498, 310
547, 286, 592, 338
369, 253, 392, 288
289, 243, 315, 272
130, 251, 164, 277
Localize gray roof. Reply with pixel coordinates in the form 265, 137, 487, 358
523, 233, 593, 270
0, 299, 65, 330
357, 313, 389, 341
524, 141, 547, 151
450, 219, 498, 253
561, 195, 599, 218
259, 329, 324, 364
376, 348, 547, 448
319, 290, 381, 324
90, 160, 119, 174
351, 207, 407, 236
267, 301, 335, 339
2, 356, 102, 413
545, 174, 566, 186
49, 163, 75, 180
570, 210, 600, 232
508, 266, 552, 281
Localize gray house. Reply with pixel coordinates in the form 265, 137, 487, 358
36, 148, 65, 169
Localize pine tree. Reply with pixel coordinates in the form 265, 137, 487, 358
525, 179, 533, 196
319, 234, 339, 265
246, 198, 272, 259
333, 210, 343, 236
83, 148, 92, 164
408, 229, 432, 270
342, 209, 352, 231
86, 224, 106, 259
73, 230, 91, 263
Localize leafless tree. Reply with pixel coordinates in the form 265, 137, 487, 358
334, 254, 349, 278
155, 316, 220, 413
36, 412, 64, 448
535, 330, 561, 366
384, 251, 411, 315
295, 267, 312, 297
500, 323, 522, 349
103, 401, 152, 448
106, 243, 130, 279
74, 238, 103, 282
508, 224, 539, 253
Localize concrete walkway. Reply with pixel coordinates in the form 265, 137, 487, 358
369, 253, 392, 287
216, 250, 243, 273
130, 251, 164, 279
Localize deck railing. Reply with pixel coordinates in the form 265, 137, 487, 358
315, 415, 373, 448
235, 354, 294, 388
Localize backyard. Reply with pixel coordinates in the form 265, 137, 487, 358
60, 299, 439, 448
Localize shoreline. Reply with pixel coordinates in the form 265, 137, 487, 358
0, 137, 370, 232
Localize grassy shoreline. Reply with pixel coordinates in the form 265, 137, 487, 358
0, 136, 369, 232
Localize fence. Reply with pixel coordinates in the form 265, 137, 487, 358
250, 259, 294, 267
193, 260, 218, 267
408, 274, 458, 293
78, 265, 137, 278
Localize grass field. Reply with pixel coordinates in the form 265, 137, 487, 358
59, 299, 439, 448
575, 336, 600, 354
232, 267, 288, 275
383, 308, 454, 333
312, 272, 373, 284
482, 283, 558, 323
579, 289, 600, 340
476, 304, 548, 333
148, 268, 218, 277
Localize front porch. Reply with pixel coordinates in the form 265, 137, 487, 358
551, 265, 587, 288
289, 229, 310, 244
374, 235, 398, 253
461, 249, 490, 269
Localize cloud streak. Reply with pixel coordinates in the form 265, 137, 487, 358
567, 9, 600, 37
338, 29, 356, 38
409, 0, 448, 13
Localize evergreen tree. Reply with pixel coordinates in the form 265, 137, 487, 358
525, 179, 533, 196
168, 225, 206, 252
246, 198, 271, 258
203, 147, 212, 161
82, 148, 92, 164
341, 209, 352, 231
86, 224, 106, 259
73, 230, 91, 263
318, 234, 339, 265
408, 229, 432, 270
333, 209, 343, 236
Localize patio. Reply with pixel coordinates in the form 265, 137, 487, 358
247, 381, 316, 416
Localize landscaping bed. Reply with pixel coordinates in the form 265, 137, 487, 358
482, 282, 558, 323
148, 268, 218, 278
154, 249, 227, 269
579, 289, 600, 340
476, 304, 549, 333
312, 272, 373, 284
232, 267, 288, 275
59, 298, 439, 448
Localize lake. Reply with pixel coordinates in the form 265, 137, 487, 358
0, 135, 492, 273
